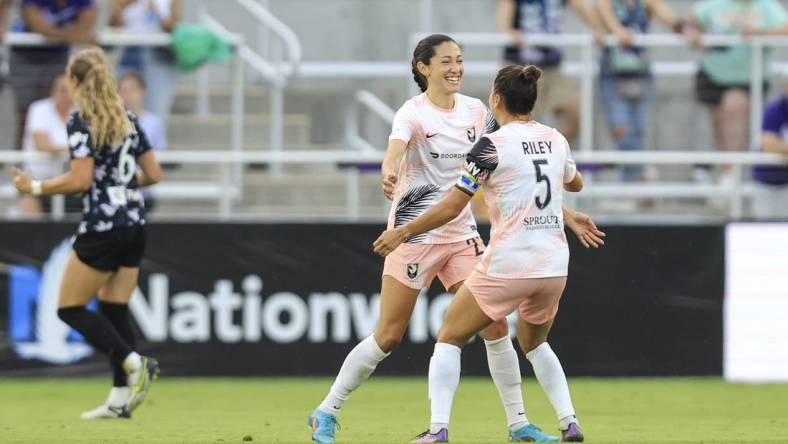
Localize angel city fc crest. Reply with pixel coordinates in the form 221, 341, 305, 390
406, 263, 419, 280
466, 127, 476, 143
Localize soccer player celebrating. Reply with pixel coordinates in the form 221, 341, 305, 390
12, 47, 163, 419
309, 34, 603, 443
374, 64, 587, 443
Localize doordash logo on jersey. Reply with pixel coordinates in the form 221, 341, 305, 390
430, 152, 466, 159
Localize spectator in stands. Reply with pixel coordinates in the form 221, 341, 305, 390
596, 0, 683, 181
17, 73, 73, 216
497, 0, 605, 143
684, 0, 788, 182
0, 1, 9, 37
111, 0, 182, 121
119, 71, 167, 151
9, 0, 96, 150
0, 1, 11, 89
752, 80, 788, 219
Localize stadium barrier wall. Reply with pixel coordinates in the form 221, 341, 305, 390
0, 222, 725, 377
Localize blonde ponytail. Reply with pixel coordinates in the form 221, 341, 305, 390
68, 47, 131, 149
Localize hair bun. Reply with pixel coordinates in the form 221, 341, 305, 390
519, 65, 542, 82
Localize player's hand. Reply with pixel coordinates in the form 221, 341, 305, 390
11, 167, 33, 194
567, 211, 606, 248
382, 172, 398, 200
683, 27, 704, 49
373, 228, 407, 257
615, 29, 634, 48
593, 29, 607, 47
508, 29, 525, 48
741, 25, 761, 39
64, 26, 97, 45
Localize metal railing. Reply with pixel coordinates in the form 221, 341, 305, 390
345, 90, 397, 153
2, 150, 787, 220
200, 0, 302, 177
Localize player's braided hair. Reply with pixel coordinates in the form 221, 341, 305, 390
68, 47, 131, 149
493, 64, 542, 116
411, 34, 457, 93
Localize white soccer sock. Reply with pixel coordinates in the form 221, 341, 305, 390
107, 387, 130, 407
121, 352, 142, 374
525, 343, 577, 426
428, 342, 462, 433
318, 335, 390, 415
485, 336, 529, 431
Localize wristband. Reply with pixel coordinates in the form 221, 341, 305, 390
31, 180, 43, 196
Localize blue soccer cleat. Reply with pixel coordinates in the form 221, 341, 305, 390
308, 409, 339, 443
509, 423, 559, 442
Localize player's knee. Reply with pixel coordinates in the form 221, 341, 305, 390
57, 306, 81, 325
375, 332, 404, 353
518, 336, 546, 355
480, 320, 509, 341
436, 327, 467, 348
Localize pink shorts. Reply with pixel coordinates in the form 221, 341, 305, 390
383, 237, 485, 290
464, 270, 567, 324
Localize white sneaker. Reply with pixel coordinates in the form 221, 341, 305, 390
126, 355, 160, 412
80, 404, 130, 420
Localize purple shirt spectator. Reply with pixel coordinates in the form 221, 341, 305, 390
16, 0, 92, 30
754, 97, 788, 186
10, 0, 95, 149
14, 0, 94, 52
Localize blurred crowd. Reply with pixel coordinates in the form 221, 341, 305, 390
496, 0, 788, 217
0, 0, 177, 217
1, 0, 787, 219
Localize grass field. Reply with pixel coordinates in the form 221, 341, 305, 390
1, 377, 787, 443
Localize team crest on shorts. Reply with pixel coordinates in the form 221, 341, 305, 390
466, 127, 476, 143
406, 263, 419, 280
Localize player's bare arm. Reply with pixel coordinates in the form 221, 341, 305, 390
136, 150, 164, 188
381, 139, 408, 199
374, 187, 471, 256
12, 158, 94, 196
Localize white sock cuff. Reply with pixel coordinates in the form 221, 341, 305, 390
484, 335, 514, 352
525, 342, 551, 361
435, 342, 461, 356
367, 335, 391, 361
122, 352, 142, 373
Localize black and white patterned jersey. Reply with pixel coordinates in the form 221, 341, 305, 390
67, 110, 151, 235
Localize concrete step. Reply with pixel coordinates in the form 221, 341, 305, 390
167, 113, 311, 147
171, 85, 270, 115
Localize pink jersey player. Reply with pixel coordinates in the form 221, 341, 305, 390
311, 37, 603, 444
382, 92, 496, 289
457, 120, 577, 323
387, 92, 494, 244
374, 64, 602, 444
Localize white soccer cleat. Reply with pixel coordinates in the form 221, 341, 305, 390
80, 404, 130, 420
126, 356, 160, 412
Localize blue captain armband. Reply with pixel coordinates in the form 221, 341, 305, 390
456, 172, 480, 196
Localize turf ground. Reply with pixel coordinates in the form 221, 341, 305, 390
1, 377, 787, 443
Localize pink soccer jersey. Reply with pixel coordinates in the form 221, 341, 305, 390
455, 120, 578, 279
388, 93, 496, 244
